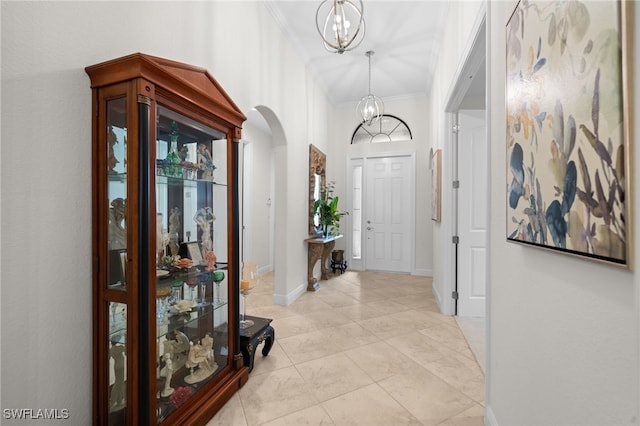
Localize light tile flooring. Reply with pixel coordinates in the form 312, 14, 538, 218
207, 271, 485, 426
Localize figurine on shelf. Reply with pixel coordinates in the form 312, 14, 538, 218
162, 330, 190, 370
108, 198, 127, 250
161, 229, 170, 255
178, 145, 188, 162
156, 213, 165, 266
107, 125, 120, 174
194, 207, 215, 253
184, 337, 217, 384
204, 250, 217, 271
202, 332, 215, 361
168, 207, 181, 256
158, 353, 174, 398
109, 340, 126, 411
197, 143, 216, 181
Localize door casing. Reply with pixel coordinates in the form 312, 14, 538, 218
347, 152, 416, 274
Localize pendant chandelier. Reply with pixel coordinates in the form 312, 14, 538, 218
315, 0, 365, 54
356, 51, 384, 125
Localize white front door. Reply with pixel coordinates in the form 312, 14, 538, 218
365, 155, 414, 272
457, 110, 487, 317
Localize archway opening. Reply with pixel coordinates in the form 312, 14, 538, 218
242, 105, 288, 305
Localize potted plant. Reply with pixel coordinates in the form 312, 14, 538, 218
313, 181, 348, 237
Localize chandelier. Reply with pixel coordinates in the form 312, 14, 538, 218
356, 51, 384, 125
315, 0, 365, 54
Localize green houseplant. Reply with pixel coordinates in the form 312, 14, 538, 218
314, 181, 348, 237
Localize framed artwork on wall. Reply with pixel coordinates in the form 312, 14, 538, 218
431, 149, 442, 222
505, 0, 634, 269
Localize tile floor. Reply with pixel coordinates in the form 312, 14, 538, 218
207, 271, 485, 426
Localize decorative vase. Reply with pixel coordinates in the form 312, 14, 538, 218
164, 121, 181, 177
170, 278, 184, 304
212, 270, 225, 305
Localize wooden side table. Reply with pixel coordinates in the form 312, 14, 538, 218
304, 234, 342, 291
239, 316, 274, 372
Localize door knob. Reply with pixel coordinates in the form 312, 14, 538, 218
366, 226, 374, 231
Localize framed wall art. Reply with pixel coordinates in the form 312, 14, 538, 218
431, 149, 442, 222
506, 0, 634, 269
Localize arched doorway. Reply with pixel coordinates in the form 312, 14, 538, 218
242, 105, 288, 305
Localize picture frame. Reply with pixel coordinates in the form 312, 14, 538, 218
431, 149, 442, 222
505, 0, 634, 269
184, 241, 203, 264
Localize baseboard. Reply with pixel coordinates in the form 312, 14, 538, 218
257, 264, 272, 276
272, 281, 306, 306
413, 268, 433, 277
485, 405, 498, 426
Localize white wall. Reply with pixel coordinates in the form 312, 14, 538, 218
428, 0, 639, 423
430, 0, 486, 313
242, 118, 275, 274
485, 1, 639, 425
0, 1, 331, 422
330, 96, 434, 276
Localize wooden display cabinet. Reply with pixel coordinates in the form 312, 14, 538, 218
86, 53, 249, 425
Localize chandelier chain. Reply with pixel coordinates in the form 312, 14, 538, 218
368, 51, 372, 95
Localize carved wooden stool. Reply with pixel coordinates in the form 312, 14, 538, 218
239, 316, 274, 373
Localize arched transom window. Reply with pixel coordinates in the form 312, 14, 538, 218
350, 114, 412, 144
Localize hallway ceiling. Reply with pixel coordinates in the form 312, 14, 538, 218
264, 1, 451, 107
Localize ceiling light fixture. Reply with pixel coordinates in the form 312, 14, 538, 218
315, 0, 365, 54
356, 50, 384, 125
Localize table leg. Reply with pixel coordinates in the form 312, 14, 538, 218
320, 239, 336, 280
261, 325, 275, 356
307, 243, 323, 291
241, 342, 256, 372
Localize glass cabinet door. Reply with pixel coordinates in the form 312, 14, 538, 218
107, 97, 128, 289
106, 96, 128, 425
154, 106, 229, 423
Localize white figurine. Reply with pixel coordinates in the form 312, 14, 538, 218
159, 353, 174, 397
162, 330, 190, 370
109, 341, 126, 410
197, 143, 215, 181
193, 207, 215, 253
202, 333, 215, 363
184, 338, 216, 384
108, 198, 127, 250
168, 207, 181, 256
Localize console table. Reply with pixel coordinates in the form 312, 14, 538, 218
304, 234, 342, 291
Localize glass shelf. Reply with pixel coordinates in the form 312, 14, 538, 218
156, 174, 226, 187
108, 172, 127, 183
157, 302, 228, 339
156, 163, 225, 185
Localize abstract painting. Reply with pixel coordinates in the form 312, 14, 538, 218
506, 0, 633, 268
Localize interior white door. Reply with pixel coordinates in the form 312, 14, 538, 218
365, 155, 413, 272
457, 110, 487, 317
